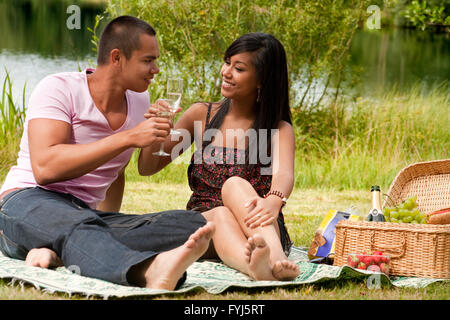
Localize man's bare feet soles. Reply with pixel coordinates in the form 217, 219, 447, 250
272, 259, 300, 281
143, 222, 215, 290
25, 248, 63, 269
244, 234, 277, 281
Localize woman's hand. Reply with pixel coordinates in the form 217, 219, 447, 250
243, 196, 282, 229
144, 99, 182, 122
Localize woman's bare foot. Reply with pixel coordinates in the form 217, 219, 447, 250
244, 234, 276, 281
139, 222, 215, 290
25, 248, 63, 269
272, 259, 300, 281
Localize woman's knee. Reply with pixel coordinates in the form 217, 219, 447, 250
221, 176, 248, 197
201, 206, 233, 223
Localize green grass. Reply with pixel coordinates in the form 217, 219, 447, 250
292, 83, 450, 191
0, 181, 448, 300
0, 70, 26, 181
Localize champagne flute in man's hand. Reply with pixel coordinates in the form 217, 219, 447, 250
152, 99, 172, 157
166, 78, 183, 135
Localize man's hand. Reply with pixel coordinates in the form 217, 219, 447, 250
127, 116, 171, 148
144, 99, 182, 131
144, 99, 182, 120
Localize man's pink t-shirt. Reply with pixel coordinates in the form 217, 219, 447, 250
0, 69, 149, 209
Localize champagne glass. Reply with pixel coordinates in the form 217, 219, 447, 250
152, 101, 173, 157
166, 78, 183, 135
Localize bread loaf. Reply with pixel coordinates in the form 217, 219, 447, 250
426, 208, 450, 225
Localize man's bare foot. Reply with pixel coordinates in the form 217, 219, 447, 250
140, 222, 215, 290
25, 248, 63, 269
272, 259, 300, 281
244, 234, 276, 281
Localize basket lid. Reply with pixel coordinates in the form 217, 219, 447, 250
336, 220, 450, 233
383, 159, 450, 214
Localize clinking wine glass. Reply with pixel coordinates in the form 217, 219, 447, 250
152, 103, 172, 157
166, 78, 183, 135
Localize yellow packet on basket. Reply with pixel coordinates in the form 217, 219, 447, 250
308, 210, 361, 260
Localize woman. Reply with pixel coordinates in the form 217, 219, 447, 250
141, 32, 299, 281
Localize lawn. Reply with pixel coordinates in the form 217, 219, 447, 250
0, 181, 448, 300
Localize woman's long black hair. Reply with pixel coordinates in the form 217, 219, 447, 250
206, 32, 292, 162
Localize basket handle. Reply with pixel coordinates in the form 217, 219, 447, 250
370, 231, 406, 259
337, 229, 347, 257
382, 193, 396, 208
432, 235, 438, 267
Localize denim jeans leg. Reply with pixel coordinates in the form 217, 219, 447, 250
0, 188, 32, 260
0, 229, 29, 260
0, 187, 156, 286
62, 222, 157, 285
98, 210, 207, 253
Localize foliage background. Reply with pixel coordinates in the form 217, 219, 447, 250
1, 0, 448, 191
101, 0, 449, 191
105, 0, 378, 106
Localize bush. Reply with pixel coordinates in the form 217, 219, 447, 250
104, 0, 375, 108
293, 83, 450, 190
0, 70, 26, 181
402, 0, 450, 31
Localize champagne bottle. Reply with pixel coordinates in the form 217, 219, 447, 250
367, 185, 386, 222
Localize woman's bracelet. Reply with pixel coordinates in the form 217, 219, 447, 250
264, 190, 287, 208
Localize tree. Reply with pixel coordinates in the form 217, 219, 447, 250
104, 0, 373, 109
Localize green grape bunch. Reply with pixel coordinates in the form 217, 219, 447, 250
383, 196, 427, 224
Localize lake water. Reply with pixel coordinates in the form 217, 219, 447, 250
1, 0, 449, 106
349, 27, 450, 95
0, 0, 104, 106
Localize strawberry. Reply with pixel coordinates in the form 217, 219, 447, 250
363, 256, 373, 266
357, 262, 367, 270
379, 263, 389, 275
368, 265, 381, 272
373, 255, 382, 264
373, 251, 383, 256
348, 256, 359, 268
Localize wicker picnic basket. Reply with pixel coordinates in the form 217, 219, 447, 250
333, 159, 450, 278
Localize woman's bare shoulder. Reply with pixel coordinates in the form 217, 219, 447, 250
277, 120, 294, 132
185, 101, 221, 121
182, 102, 209, 121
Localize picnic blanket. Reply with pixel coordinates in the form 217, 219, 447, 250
0, 247, 447, 299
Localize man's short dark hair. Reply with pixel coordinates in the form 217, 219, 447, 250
97, 15, 156, 65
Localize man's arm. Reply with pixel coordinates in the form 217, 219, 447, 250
28, 116, 170, 186
97, 164, 127, 212
137, 102, 206, 176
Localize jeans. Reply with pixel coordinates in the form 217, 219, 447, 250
0, 187, 206, 286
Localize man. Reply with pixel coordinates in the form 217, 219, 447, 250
0, 15, 214, 290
